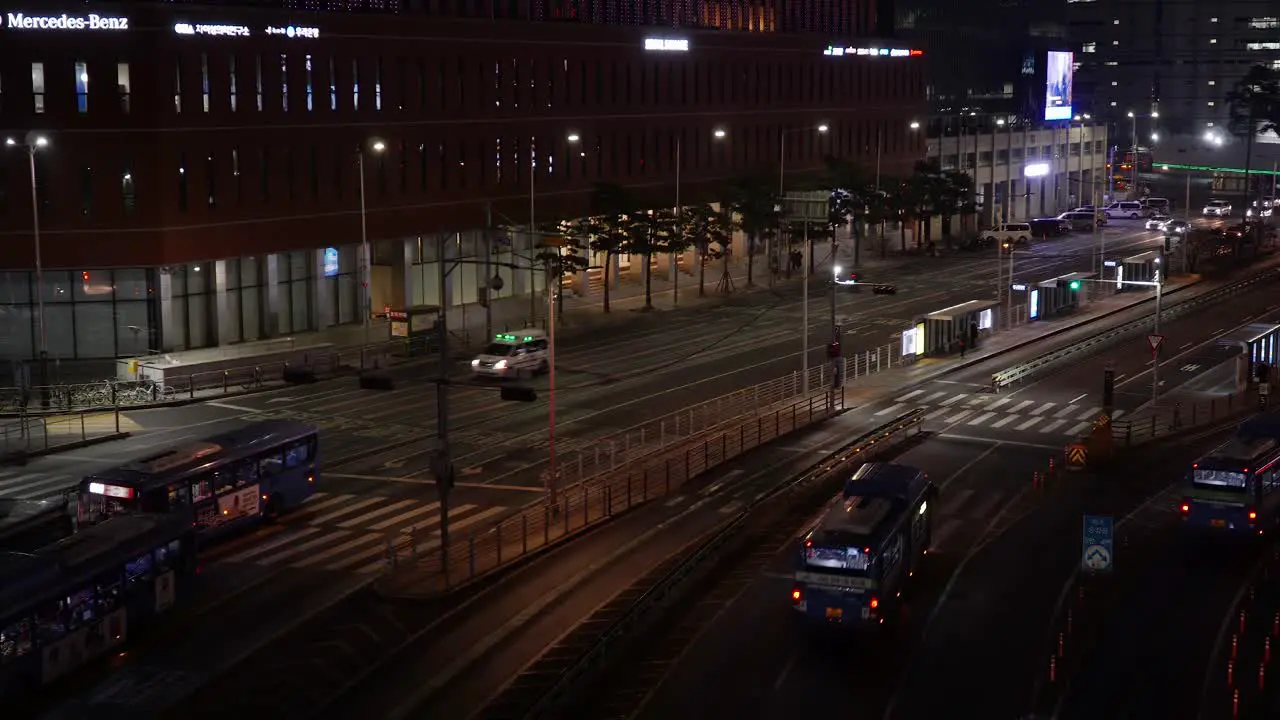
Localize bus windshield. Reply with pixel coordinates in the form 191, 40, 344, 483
804, 538, 872, 576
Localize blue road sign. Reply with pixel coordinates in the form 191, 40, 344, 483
1082, 515, 1114, 572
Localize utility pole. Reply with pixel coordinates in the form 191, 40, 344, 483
432, 235, 454, 576
802, 220, 810, 394
484, 203, 494, 342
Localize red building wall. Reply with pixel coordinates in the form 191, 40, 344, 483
0, 2, 925, 269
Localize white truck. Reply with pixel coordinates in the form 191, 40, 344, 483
982, 223, 1032, 247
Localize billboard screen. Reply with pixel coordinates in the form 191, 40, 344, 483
1044, 51, 1074, 121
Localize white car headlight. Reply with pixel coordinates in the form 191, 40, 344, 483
494, 359, 508, 370
471, 359, 480, 367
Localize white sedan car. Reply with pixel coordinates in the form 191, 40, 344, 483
1145, 215, 1172, 230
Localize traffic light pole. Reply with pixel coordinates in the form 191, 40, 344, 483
433, 238, 454, 577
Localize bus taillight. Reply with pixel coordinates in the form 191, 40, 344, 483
791, 588, 803, 604
869, 597, 879, 610
307, 474, 315, 484
1249, 510, 1259, 522
1180, 503, 1190, 515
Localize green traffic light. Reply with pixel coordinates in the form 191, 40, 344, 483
1069, 280, 1081, 290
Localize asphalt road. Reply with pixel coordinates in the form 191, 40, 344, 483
622, 428, 1238, 720
26, 236, 1236, 718
832, 259, 1280, 448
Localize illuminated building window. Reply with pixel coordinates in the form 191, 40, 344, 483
201, 53, 210, 112
280, 54, 289, 112
305, 55, 313, 111
228, 57, 237, 112
75, 61, 88, 113
31, 62, 45, 114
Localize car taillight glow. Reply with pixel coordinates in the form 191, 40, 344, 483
1180, 503, 1190, 514
1249, 510, 1258, 521
869, 597, 879, 610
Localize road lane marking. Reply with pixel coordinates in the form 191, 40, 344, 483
1015, 417, 1044, 431
367, 501, 448, 530
937, 433, 1063, 450
290, 533, 384, 568
968, 412, 996, 426
990, 415, 1018, 428
922, 391, 948, 403
299, 493, 356, 514
258, 529, 354, 566
938, 488, 976, 516
895, 390, 924, 402
941, 393, 968, 406
1067, 421, 1092, 435
336, 499, 419, 528
875, 402, 907, 417
774, 652, 799, 692
222, 527, 323, 563
1039, 419, 1067, 433
308, 497, 385, 525
1009, 400, 1035, 413
945, 410, 972, 424
1076, 407, 1101, 420
206, 401, 259, 412
1054, 405, 1079, 418
1029, 403, 1056, 416
987, 398, 1011, 410
1069, 393, 1088, 404
926, 408, 950, 420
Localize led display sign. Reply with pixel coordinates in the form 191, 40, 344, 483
644, 38, 688, 52
323, 248, 340, 277
824, 46, 923, 58
2, 12, 128, 30
174, 22, 320, 38
1044, 50, 1074, 121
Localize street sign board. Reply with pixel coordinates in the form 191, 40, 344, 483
781, 192, 831, 222
1147, 334, 1164, 351
1082, 515, 1114, 572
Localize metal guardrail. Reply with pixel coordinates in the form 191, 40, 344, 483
518, 408, 927, 719
380, 390, 849, 594
0, 335, 440, 415
991, 268, 1280, 389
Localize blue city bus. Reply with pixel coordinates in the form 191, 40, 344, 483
76, 420, 319, 542
791, 462, 934, 628
0, 512, 197, 700
1181, 430, 1280, 534
0, 498, 74, 553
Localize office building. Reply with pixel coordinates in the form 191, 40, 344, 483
0, 1, 925, 361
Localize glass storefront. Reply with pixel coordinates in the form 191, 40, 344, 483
0, 268, 155, 363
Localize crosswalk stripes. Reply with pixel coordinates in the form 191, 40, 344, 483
0, 469, 77, 503
212, 492, 514, 575
884, 390, 1129, 438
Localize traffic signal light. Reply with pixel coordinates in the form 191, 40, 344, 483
1069, 280, 1081, 290
500, 385, 538, 402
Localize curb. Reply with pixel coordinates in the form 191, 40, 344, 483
0, 431, 131, 466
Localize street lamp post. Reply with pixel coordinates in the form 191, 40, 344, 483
6, 134, 50, 396
1125, 110, 1158, 196
539, 236, 567, 507
779, 124, 828, 392
357, 139, 386, 345
778, 124, 829, 281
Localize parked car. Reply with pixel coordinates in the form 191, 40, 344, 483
982, 223, 1032, 247
1145, 214, 1173, 231
1203, 199, 1232, 217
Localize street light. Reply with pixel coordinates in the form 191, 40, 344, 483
539, 235, 568, 508
909, 121, 921, 130
673, 128, 727, 306
6, 132, 51, 396
777, 123, 829, 390
357, 138, 386, 343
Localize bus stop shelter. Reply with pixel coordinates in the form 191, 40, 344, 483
1116, 250, 1162, 291
919, 300, 999, 355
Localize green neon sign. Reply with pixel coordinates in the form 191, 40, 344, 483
1155, 162, 1280, 176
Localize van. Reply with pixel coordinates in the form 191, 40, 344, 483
1143, 197, 1170, 211
1057, 211, 1103, 231
1104, 201, 1146, 219
471, 329, 550, 378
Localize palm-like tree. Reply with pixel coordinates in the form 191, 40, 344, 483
1226, 65, 1280, 236
728, 177, 779, 287
624, 208, 679, 310
679, 204, 733, 297
583, 183, 635, 313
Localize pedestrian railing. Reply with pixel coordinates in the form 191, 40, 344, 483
1108, 392, 1253, 447
377, 389, 847, 595
0, 407, 127, 460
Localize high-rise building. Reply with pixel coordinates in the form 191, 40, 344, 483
0, 1, 925, 362
1068, 0, 1280, 168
